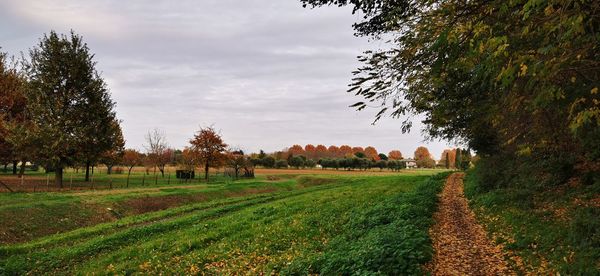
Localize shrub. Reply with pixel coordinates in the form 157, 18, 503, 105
274, 159, 288, 169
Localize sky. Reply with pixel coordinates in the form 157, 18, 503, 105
0, 0, 454, 159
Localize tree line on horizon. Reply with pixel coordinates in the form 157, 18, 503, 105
247, 144, 472, 170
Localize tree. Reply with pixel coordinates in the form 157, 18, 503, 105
305, 159, 317, 168
24, 31, 121, 188
304, 144, 316, 160
327, 145, 340, 158
339, 145, 353, 158
351, 147, 364, 155
414, 146, 435, 168
122, 149, 142, 187
315, 144, 328, 159
275, 159, 288, 169
145, 129, 170, 177
364, 146, 379, 161
440, 149, 456, 169
455, 149, 462, 170
354, 152, 366, 158
0, 50, 28, 176
388, 150, 403, 160
289, 156, 305, 169
262, 156, 275, 168
178, 147, 197, 172
288, 145, 304, 157
226, 150, 251, 179
454, 148, 472, 171
100, 121, 125, 174
444, 152, 450, 169
375, 160, 387, 171
189, 126, 227, 181
302, 0, 600, 188
378, 153, 388, 160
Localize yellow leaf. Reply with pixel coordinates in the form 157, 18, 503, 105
592, 87, 598, 94
519, 63, 528, 76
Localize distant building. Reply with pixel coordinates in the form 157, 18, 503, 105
401, 159, 417, 168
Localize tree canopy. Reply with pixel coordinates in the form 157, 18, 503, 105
302, 0, 600, 186
24, 31, 122, 187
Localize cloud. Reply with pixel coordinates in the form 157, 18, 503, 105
0, 0, 455, 158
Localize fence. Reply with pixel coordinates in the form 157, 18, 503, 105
0, 172, 211, 193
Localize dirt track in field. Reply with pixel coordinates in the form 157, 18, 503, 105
428, 173, 513, 275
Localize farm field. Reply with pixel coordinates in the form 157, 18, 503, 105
0, 171, 448, 274
0, 167, 443, 193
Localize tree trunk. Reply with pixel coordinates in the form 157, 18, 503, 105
85, 161, 91, 182
204, 162, 209, 181
127, 167, 132, 188
12, 160, 18, 175
107, 165, 113, 175
3, 163, 7, 172
19, 161, 26, 178
55, 166, 63, 188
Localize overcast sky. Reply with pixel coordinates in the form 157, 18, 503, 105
0, 0, 454, 159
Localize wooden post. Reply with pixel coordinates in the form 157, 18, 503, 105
91, 173, 95, 190
46, 174, 49, 191
70, 173, 73, 190
167, 172, 171, 185
142, 174, 145, 186
154, 174, 158, 186
20, 174, 24, 186
109, 175, 113, 189
0, 180, 14, 193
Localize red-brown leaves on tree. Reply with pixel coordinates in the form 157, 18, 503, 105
189, 126, 228, 181
388, 150, 403, 160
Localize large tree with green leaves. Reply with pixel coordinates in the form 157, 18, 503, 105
302, 0, 600, 187
24, 31, 122, 188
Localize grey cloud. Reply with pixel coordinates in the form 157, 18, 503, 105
0, 0, 455, 158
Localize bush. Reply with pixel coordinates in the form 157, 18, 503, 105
274, 159, 288, 169
261, 156, 275, 168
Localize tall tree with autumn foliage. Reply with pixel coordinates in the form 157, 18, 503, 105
0, 50, 27, 175
315, 144, 328, 159
190, 126, 227, 181
364, 146, 379, 161
327, 145, 340, 158
288, 145, 305, 157
304, 144, 316, 160
388, 150, 403, 160
339, 145, 353, 158
414, 146, 435, 168
122, 149, 143, 187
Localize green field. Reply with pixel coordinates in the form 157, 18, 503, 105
0, 171, 448, 274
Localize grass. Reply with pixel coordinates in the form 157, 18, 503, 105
0, 171, 448, 274
464, 171, 600, 275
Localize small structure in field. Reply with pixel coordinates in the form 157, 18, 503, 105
401, 159, 417, 169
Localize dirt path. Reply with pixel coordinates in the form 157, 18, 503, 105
428, 173, 513, 275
